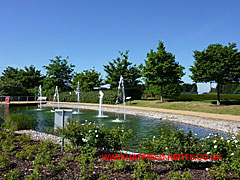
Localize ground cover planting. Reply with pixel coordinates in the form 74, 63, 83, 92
0, 119, 240, 179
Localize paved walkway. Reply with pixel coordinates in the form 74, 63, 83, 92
55, 102, 240, 122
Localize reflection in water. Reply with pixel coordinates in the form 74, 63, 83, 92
4, 107, 9, 117
0, 106, 226, 151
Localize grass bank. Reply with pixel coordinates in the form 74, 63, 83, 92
129, 100, 240, 115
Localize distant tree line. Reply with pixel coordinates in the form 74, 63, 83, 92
0, 41, 240, 105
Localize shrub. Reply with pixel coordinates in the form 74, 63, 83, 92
58, 120, 132, 153
2, 114, 36, 131
141, 126, 202, 169
2, 169, 20, 180
0, 154, 10, 168
203, 134, 240, 178
125, 87, 144, 100
132, 160, 158, 180
177, 94, 240, 101
60, 90, 118, 104
168, 170, 192, 180
15, 144, 38, 160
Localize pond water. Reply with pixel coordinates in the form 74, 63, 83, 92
0, 106, 226, 151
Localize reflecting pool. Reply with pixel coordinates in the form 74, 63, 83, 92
0, 106, 226, 151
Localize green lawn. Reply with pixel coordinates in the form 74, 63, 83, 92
129, 100, 240, 115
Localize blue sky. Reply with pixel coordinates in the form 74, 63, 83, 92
1, 0, 240, 93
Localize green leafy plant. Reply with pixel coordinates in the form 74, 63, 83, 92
1, 139, 16, 154
58, 120, 132, 153
16, 133, 31, 144
33, 141, 57, 168
132, 160, 158, 180
142, 126, 201, 169
2, 169, 20, 180
25, 165, 43, 180
15, 144, 37, 160
0, 154, 10, 168
2, 114, 36, 131
113, 160, 127, 171
168, 170, 192, 180
75, 148, 97, 180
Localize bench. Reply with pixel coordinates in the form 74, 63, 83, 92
37, 97, 47, 101
126, 97, 131, 104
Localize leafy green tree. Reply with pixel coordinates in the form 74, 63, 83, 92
18, 65, 44, 89
142, 41, 185, 102
43, 56, 75, 96
72, 68, 103, 92
0, 66, 19, 81
190, 43, 240, 105
103, 51, 141, 88
0, 66, 43, 96
0, 79, 27, 96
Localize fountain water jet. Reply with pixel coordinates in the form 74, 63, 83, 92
73, 81, 82, 114
94, 87, 108, 118
115, 75, 126, 121
36, 85, 42, 111
51, 86, 60, 112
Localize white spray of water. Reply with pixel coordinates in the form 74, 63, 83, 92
38, 85, 42, 110
116, 75, 126, 120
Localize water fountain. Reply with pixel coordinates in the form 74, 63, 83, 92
94, 87, 108, 118
51, 86, 60, 112
73, 81, 81, 114
113, 75, 126, 121
36, 85, 42, 111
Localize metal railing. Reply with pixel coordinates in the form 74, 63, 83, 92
0, 96, 41, 103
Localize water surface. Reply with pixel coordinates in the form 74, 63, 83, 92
0, 106, 226, 151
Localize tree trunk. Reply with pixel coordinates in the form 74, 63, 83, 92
217, 83, 221, 106
160, 86, 163, 103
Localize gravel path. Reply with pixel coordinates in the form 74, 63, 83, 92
44, 102, 240, 134
14, 129, 69, 144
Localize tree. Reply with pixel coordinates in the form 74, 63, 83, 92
0, 66, 26, 95
0, 79, 27, 96
142, 41, 185, 102
0, 66, 43, 96
190, 43, 240, 105
72, 68, 103, 92
18, 65, 44, 90
43, 56, 75, 96
0, 66, 19, 81
103, 51, 141, 88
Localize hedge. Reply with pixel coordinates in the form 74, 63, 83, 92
176, 94, 240, 101
60, 90, 118, 104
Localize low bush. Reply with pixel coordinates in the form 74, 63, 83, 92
141, 127, 202, 169
177, 94, 240, 101
0, 154, 10, 168
2, 169, 19, 180
58, 120, 132, 153
202, 134, 240, 178
132, 160, 158, 180
2, 114, 36, 131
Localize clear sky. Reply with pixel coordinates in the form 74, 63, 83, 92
1, 0, 240, 93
